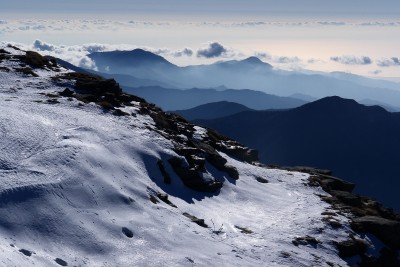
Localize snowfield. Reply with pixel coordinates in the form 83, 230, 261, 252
0, 45, 355, 266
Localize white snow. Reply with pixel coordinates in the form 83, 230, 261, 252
192, 126, 208, 141
0, 46, 354, 266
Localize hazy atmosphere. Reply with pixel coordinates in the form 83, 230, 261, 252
1, 1, 400, 266
2, 0, 399, 77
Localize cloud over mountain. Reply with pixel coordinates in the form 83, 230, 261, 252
197, 42, 227, 58
173, 48, 193, 57
330, 55, 373, 65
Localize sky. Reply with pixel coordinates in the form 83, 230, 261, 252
1, 0, 399, 78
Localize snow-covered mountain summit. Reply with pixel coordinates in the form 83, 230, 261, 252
0, 45, 398, 266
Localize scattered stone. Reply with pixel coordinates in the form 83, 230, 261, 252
19, 249, 33, 257
280, 251, 291, 258
122, 227, 134, 238
183, 212, 209, 228
256, 176, 269, 183
55, 258, 68, 266
156, 193, 177, 208
185, 257, 194, 263
234, 225, 253, 234
149, 195, 159, 204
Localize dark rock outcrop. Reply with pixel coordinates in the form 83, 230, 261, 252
168, 157, 223, 192
335, 238, 368, 258
351, 216, 400, 248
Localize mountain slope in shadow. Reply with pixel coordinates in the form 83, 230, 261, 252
195, 96, 400, 210
172, 101, 253, 120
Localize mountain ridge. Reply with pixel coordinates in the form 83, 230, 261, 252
1, 45, 399, 266
195, 96, 400, 210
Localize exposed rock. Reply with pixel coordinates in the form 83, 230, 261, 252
156, 193, 177, 208
269, 166, 332, 176
335, 238, 368, 258
157, 160, 171, 184
256, 176, 269, 183
14, 67, 38, 77
168, 157, 222, 192
183, 212, 209, 228
206, 129, 259, 163
234, 225, 253, 234
121, 227, 133, 238
309, 174, 355, 193
329, 190, 363, 207
112, 109, 129, 116
59, 88, 74, 97
292, 236, 320, 247
351, 216, 400, 248
55, 258, 68, 266
17, 51, 56, 69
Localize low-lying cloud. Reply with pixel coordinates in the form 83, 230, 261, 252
197, 42, 227, 58
173, 48, 193, 57
330, 55, 372, 65
377, 57, 400, 67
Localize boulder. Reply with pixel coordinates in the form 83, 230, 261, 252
352, 216, 400, 248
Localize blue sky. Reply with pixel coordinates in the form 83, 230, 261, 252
1, 0, 399, 77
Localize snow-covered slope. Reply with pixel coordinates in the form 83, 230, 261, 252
0, 45, 372, 266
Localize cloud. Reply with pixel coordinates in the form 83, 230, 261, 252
197, 42, 227, 58
358, 22, 400, 27
232, 22, 266, 27
317, 21, 346, 26
149, 47, 193, 58
33, 39, 57, 51
275, 56, 301, 64
254, 51, 303, 64
370, 70, 382, 75
20, 40, 197, 70
173, 48, 193, 57
377, 57, 400, 67
0, 20, 7, 25
254, 52, 271, 59
330, 55, 372, 65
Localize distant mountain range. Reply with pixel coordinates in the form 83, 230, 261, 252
172, 101, 253, 120
86, 49, 400, 109
124, 86, 307, 111
193, 96, 400, 210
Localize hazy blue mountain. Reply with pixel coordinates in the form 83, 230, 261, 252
88, 49, 181, 86
123, 86, 307, 111
88, 49, 177, 72
172, 101, 252, 120
88, 49, 400, 109
329, 71, 400, 92
195, 96, 400, 210
289, 93, 318, 102
90, 72, 175, 88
